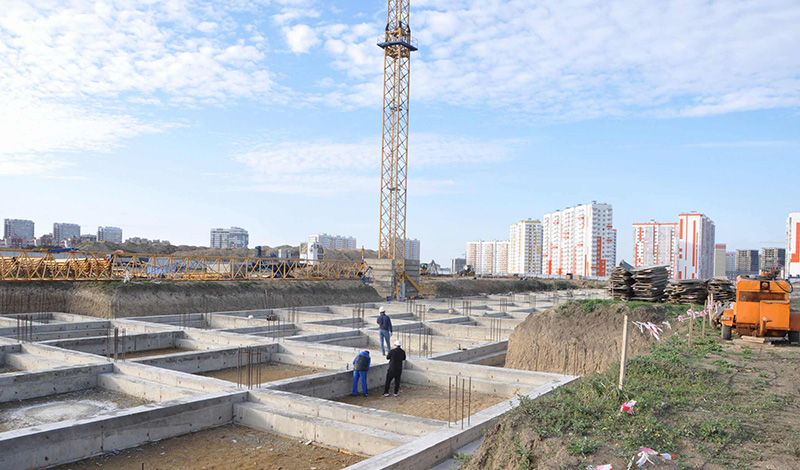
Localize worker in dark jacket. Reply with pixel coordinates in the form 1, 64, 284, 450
352, 350, 371, 396
376, 306, 393, 355
382, 340, 406, 397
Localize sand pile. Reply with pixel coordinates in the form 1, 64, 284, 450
505, 301, 669, 376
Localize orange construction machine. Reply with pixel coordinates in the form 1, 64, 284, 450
720, 275, 800, 342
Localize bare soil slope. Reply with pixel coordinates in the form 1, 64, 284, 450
0, 280, 382, 318
505, 300, 669, 375
419, 277, 603, 298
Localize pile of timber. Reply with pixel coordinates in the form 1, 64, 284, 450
608, 261, 634, 300
664, 279, 708, 304
630, 265, 670, 302
707, 278, 736, 303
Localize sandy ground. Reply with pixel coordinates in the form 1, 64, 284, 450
199, 363, 325, 384
124, 347, 188, 359
0, 388, 151, 432
333, 383, 509, 422
55, 424, 364, 470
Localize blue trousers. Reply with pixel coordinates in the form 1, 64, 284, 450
352, 370, 367, 395
379, 329, 392, 355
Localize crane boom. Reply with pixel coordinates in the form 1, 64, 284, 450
378, 0, 417, 300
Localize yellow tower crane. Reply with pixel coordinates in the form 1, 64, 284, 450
377, 0, 417, 300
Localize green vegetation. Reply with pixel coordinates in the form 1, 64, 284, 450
503, 315, 785, 468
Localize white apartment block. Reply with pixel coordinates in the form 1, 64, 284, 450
466, 240, 510, 276
632, 222, 677, 273
404, 238, 421, 261
210, 227, 249, 249
308, 234, 357, 250
675, 213, 715, 280
787, 212, 800, 278
713, 244, 727, 278
98, 226, 123, 243
509, 220, 542, 276
542, 202, 616, 278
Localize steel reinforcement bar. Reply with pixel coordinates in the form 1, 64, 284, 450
0, 249, 368, 282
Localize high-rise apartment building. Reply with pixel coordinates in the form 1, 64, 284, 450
466, 240, 510, 276
760, 247, 786, 274
787, 212, 800, 278
97, 226, 123, 243
4, 219, 34, 240
307, 234, 357, 250
725, 251, 736, 279
542, 202, 616, 278
735, 249, 759, 276
632, 221, 678, 272
675, 213, 715, 280
404, 238, 421, 261
210, 227, 249, 249
713, 244, 727, 278
509, 220, 543, 276
53, 223, 81, 242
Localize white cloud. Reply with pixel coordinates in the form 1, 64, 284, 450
232, 133, 518, 194
312, 0, 800, 120
283, 24, 321, 53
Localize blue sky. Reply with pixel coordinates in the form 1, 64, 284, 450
1, 0, 798, 263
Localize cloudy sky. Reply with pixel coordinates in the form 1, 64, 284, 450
1, 0, 799, 262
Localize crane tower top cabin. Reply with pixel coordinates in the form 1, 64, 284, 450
377, 0, 417, 300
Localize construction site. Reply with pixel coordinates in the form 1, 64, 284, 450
3, 1, 800, 469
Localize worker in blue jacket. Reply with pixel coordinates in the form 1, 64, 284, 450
352, 350, 371, 396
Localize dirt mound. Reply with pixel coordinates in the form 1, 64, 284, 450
0, 280, 382, 318
505, 301, 669, 376
463, 425, 574, 470
419, 278, 602, 298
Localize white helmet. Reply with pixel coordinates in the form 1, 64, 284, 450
379, 307, 386, 313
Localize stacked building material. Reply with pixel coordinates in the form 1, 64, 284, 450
630, 265, 670, 302
664, 279, 708, 304
608, 261, 634, 300
707, 278, 736, 303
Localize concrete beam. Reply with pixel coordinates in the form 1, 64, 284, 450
0, 364, 111, 403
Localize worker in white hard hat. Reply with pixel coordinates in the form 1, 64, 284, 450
376, 306, 393, 355
382, 340, 406, 397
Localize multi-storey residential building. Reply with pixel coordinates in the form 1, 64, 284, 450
210, 227, 249, 249
404, 238, 421, 261
308, 234, 357, 250
736, 249, 760, 276
53, 223, 81, 242
632, 221, 678, 273
725, 251, 737, 279
97, 226, 123, 243
80, 234, 97, 243
760, 247, 786, 274
4, 219, 35, 247
713, 244, 727, 278
509, 220, 543, 276
466, 241, 510, 276
675, 213, 715, 280
451, 258, 466, 273
787, 212, 800, 278
542, 202, 616, 278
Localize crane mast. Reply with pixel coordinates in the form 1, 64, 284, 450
378, 0, 417, 300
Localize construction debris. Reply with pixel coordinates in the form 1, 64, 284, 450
664, 279, 708, 305
609, 261, 634, 300
630, 266, 670, 302
707, 278, 736, 303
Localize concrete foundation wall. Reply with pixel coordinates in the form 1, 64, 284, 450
0, 364, 110, 403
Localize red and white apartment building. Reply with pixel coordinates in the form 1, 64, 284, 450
632, 213, 715, 279
788, 212, 800, 278
542, 202, 616, 278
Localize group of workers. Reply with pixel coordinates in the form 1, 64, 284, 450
352, 306, 407, 397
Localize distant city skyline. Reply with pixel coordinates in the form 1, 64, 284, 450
1, 2, 799, 263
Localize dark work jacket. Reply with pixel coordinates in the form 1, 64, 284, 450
377, 314, 393, 332
353, 351, 371, 371
386, 347, 406, 372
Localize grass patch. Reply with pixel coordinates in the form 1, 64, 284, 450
508, 329, 762, 467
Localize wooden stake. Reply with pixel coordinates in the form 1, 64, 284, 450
618, 314, 629, 391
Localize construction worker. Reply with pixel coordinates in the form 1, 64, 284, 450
383, 340, 406, 397
351, 350, 371, 396
376, 306, 393, 355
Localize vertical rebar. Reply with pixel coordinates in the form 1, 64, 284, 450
121, 328, 127, 361
468, 377, 472, 425
113, 327, 119, 362
461, 378, 465, 429
237, 347, 242, 388
448, 376, 451, 427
